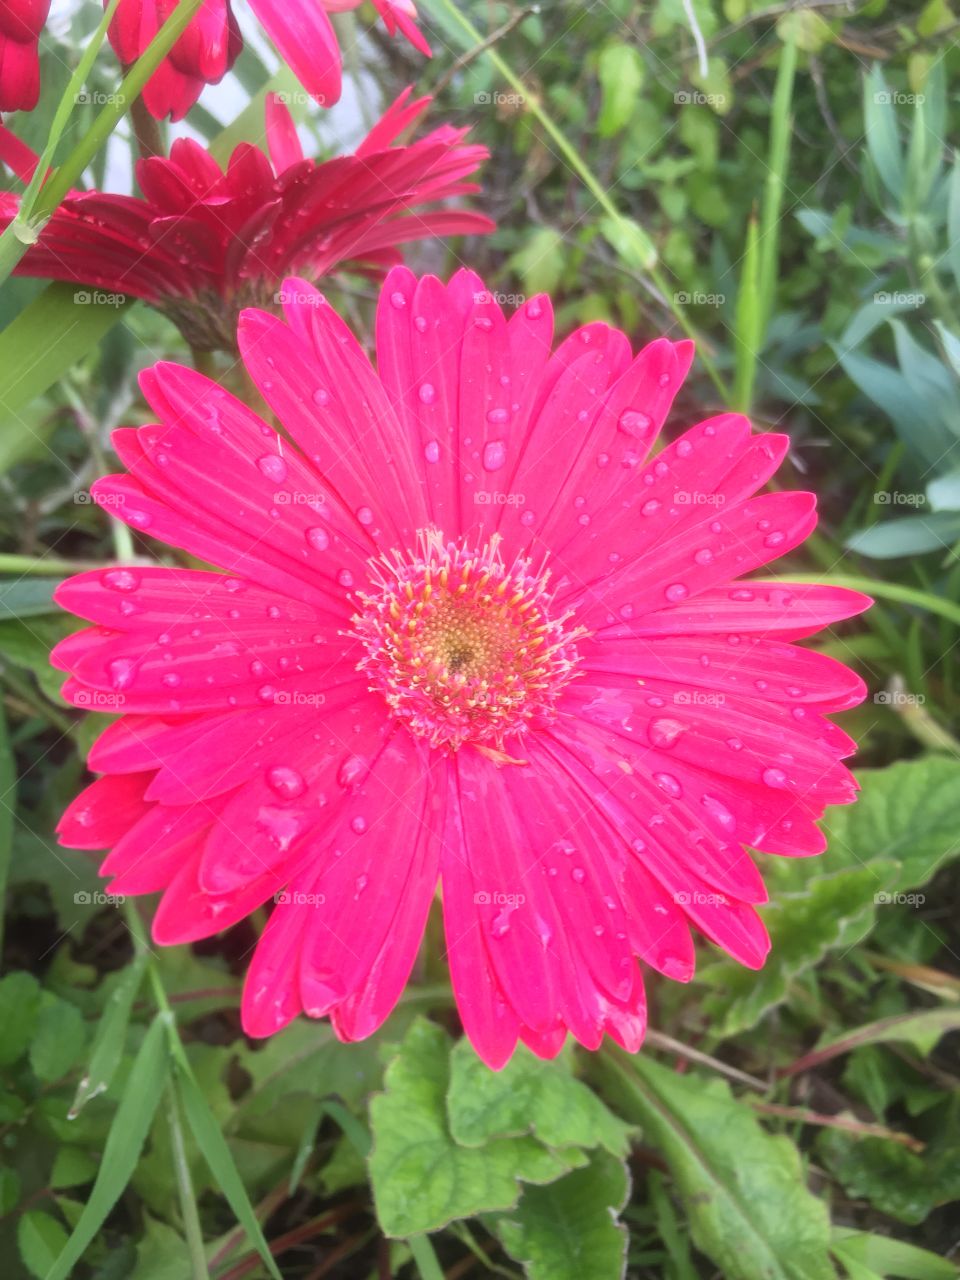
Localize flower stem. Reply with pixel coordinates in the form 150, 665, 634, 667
166, 1082, 210, 1280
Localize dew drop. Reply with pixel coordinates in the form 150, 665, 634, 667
418, 382, 436, 405
257, 454, 287, 483
762, 767, 788, 789
107, 658, 135, 691
654, 772, 682, 798
102, 568, 139, 593
306, 526, 329, 552
356, 506, 374, 526
665, 583, 689, 602
390, 290, 407, 309
424, 440, 440, 464
618, 409, 653, 437
482, 440, 507, 472
268, 765, 305, 799
649, 718, 684, 749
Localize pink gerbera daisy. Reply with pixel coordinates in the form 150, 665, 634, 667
0, 0, 50, 112
104, 0, 428, 120
1, 91, 492, 351
53, 270, 870, 1067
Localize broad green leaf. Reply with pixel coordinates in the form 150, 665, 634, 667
832, 1228, 959, 1280
447, 1039, 632, 1156
948, 161, 960, 295
71, 950, 148, 1115
701, 757, 960, 1035
495, 1150, 630, 1280
0, 970, 42, 1065
368, 1019, 583, 1238
596, 44, 645, 137
0, 577, 61, 619
776, 9, 834, 50
174, 1059, 284, 1280
934, 320, 960, 381
29, 996, 88, 1081
836, 345, 958, 467
18, 1210, 70, 1280
50, 1146, 99, 1189
507, 226, 566, 298
846, 513, 960, 558
46, 1013, 169, 1280
598, 1052, 833, 1280
819, 1129, 960, 1226
0, 283, 132, 469
926, 467, 960, 512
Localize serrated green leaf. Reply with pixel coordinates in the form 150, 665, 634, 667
495, 1149, 630, 1280
701, 757, 960, 1035
447, 1039, 632, 1156
368, 1019, 583, 1238
30, 996, 88, 1081
596, 44, 644, 137
598, 1052, 833, 1280
819, 1129, 960, 1226
46, 1012, 169, 1280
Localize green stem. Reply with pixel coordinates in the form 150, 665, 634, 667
771, 572, 960, 628
166, 1082, 210, 1280
0, 0, 207, 286
427, 0, 729, 398
0, 553, 100, 575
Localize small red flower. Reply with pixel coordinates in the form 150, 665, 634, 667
105, 0, 429, 120
0, 0, 50, 112
54, 271, 870, 1067
1, 92, 492, 350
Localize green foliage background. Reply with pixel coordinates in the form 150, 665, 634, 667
1, 1, 959, 1277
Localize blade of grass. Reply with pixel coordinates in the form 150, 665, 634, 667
47, 1012, 169, 1280
758, 38, 797, 335
733, 212, 761, 413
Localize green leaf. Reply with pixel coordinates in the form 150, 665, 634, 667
29, 996, 88, 1081
71, 950, 148, 1116
832, 1228, 960, 1280
846, 513, 960, 558
18, 1210, 70, 1280
819, 1129, 960, 1226
598, 1052, 834, 1280
596, 44, 645, 137
507, 226, 566, 297
0, 970, 42, 1066
0, 699, 13, 955
368, 1019, 583, 1238
0, 577, 62, 620
864, 66, 905, 201
46, 1012, 169, 1280
174, 1058, 284, 1280
0, 283, 133, 468
50, 1146, 99, 1189
495, 1149, 630, 1280
701, 757, 960, 1035
599, 214, 658, 271
775, 9, 835, 50
447, 1039, 632, 1156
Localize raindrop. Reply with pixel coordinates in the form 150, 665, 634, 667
665, 583, 689, 602
762, 767, 788, 789
102, 569, 139, 593
306, 526, 330, 552
418, 382, 436, 405
268, 766, 305, 799
257, 454, 287, 483
424, 440, 440, 464
482, 440, 507, 472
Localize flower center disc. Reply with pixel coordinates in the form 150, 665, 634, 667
354, 531, 586, 752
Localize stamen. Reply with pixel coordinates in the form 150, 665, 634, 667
352, 530, 587, 753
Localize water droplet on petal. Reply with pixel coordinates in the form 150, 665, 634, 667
306, 526, 329, 552
107, 658, 136, 691
665, 583, 689, 602
649, 718, 684, 749
483, 440, 507, 472
268, 765, 305, 799
424, 440, 440, 463
763, 766, 788, 788
418, 382, 436, 405
257, 454, 287, 483
356, 506, 374, 526
618, 409, 653, 437
390, 291, 407, 309
103, 568, 139, 593
351, 815, 368, 835
654, 772, 682, 798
